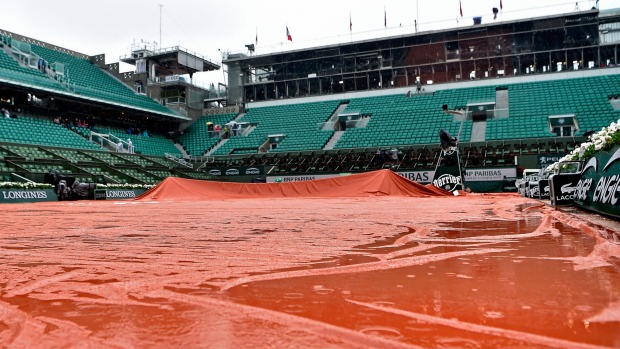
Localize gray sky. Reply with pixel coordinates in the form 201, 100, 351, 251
1, 0, 618, 87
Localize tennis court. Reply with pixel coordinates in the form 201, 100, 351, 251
1, 172, 619, 348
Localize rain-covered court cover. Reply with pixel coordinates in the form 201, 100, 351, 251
1, 170, 619, 348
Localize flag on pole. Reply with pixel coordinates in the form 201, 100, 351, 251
350, 13, 352, 32
459, 0, 463, 17
255, 28, 258, 45
286, 26, 292, 41
500, 0, 503, 10
384, 8, 387, 28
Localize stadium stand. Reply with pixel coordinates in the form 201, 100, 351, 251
92, 125, 182, 156
177, 112, 238, 156
0, 36, 67, 92
209, 101, 342, 155
0, 115, 102, 150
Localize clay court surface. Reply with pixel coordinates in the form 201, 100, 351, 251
1, 191, 620, 348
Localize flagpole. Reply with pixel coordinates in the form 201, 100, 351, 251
349, 11, 352, 43
416, 0, 419, 33
384, 6, 387, 32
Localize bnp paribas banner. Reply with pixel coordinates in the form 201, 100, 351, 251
573, 146, 620, 219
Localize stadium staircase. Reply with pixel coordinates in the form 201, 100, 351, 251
323, 131, 344, 150
205, 138, 229, 156
177, 112, 238, 156
470, 121, 487, 142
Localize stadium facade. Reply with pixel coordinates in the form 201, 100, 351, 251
225, 8, 620, 103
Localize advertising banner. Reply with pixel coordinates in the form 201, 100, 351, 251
206, 167, 263, 177
396, 170, 435, 184
538, 154, 564, 169
0, 189, 57, 203
266, 174, 341, 183
432, 149, 463, 192
94, 189, 146, 200
549, 173, 580, 206
464, 168, 516, 182
572, 146, 620, 218
538, 179, 550, 200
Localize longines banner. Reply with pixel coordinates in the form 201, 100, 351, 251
572, 146, 620, 219
95, 189, 147, 200
0, 189, 57, 203
206, 167, 264, 177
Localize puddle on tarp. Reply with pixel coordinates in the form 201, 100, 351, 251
227, 219, 620, 349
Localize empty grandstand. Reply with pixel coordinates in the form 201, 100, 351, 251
1, 7, 620, 191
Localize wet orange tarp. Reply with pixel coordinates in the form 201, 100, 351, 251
137, 169, 450, 201
1, 180, 620, 348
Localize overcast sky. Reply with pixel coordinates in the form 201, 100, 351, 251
2, 0, 619, 87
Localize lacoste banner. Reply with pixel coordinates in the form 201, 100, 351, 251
0, 189, 57, 203
549, 173, 579, 205
573, 146, 620, 219
538, 179, 550, 200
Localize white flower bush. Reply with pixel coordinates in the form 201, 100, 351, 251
545, 117, 620, 173
0, 182, 53, 189
97, 183, 155, 189
0, 182, 154, 190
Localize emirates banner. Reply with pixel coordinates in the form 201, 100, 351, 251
573, 146, 620, 219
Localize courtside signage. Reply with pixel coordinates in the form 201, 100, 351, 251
396, 171, 434, 183
573, 146, 620, 218
0, 189, 57, 203
208, 167, 263, 176
266, 174, 339, 183
464, 168, 516, 182
94, 189, 146, 200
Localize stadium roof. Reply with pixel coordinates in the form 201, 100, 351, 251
224, 8, 601, 65
120, 45, 220, 75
